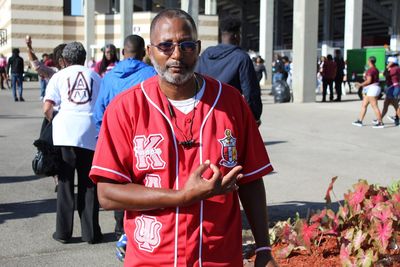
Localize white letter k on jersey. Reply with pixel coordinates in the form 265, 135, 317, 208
134, 134, 166, 170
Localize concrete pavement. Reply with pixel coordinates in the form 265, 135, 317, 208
0, 82, 399, 266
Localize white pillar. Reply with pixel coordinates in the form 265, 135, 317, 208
259, 0, 274, 85
344, 0, 363, 59
292, 0, 319, 103
205, 0, 217, 15
120, 0, 133, 48
321, 0, 332, 57
390, 0, 400, 51
84, 0, 95, 63
181, 0, 199, 26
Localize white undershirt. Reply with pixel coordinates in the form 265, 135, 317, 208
168, 78, 205, 114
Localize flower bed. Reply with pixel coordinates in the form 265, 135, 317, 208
244, 178, 400, 267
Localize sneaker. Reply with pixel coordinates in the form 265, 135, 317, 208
352, 120, 363, 127
372, 122, 384, 129
116, 234, 127, 262
19, 97, 25, 102
14, 97, 18, 102
395, 118, 399, 126
387, 115, 396, 123
372, 119, 378, 124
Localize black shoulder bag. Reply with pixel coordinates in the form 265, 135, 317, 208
32, 115, 62, 177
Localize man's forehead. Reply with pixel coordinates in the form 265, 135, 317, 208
151, 17, 196, 41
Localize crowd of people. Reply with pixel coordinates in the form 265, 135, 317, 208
21, 9, 278, 267
352, 56, 400, 128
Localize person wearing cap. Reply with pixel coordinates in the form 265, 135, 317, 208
381, 56, 400, 125
43, 42, 103, 244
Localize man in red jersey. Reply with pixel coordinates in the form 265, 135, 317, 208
90, 9, 277, 267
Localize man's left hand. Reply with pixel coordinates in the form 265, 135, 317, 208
255, 252, 279, 267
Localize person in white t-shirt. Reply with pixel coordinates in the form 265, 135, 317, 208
43, 42, 103, 244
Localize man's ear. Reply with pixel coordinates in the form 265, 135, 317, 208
197, 40, 201, 55
146, 45, 152, 58
140, 48, 146, 60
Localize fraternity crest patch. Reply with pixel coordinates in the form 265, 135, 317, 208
218, 129, 238, 168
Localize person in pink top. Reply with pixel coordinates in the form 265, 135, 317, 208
94, 44, 119, 77
381, 57, 400, 126
352, 56, 384, 128
25, 35, 66, 81
0, 53, 9, 89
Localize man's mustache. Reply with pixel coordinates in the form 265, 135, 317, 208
166, 61, 187, 68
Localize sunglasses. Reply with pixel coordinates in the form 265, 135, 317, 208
151, 41, 199, 54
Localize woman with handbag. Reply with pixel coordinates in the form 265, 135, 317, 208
43, 42, 102, 244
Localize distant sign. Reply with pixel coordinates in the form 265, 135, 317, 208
133, 26, 141, 35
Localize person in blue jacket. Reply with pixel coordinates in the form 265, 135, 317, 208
195, 16, 262, 125
94, 35, 156, 134
93, 34, 156, 239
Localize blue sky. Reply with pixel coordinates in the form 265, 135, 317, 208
71, 0, 83, 16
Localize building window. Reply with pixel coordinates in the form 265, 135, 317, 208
0, 29, 7, 47
64, 0, 83, 16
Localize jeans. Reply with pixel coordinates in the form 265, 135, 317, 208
39, 78, 47, 97
11, 73, 23, 99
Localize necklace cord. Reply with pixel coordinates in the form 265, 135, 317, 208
168, 75, 200, 149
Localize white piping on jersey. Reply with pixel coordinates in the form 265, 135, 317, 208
91, 165, 132, 182
243, 163, 272, 177
198, 80, 222, 266
140, 81, 180, 267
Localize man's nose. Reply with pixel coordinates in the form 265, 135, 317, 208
170, 44, 183, 59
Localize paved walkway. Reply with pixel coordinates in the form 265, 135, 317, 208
0, 83, 399, 266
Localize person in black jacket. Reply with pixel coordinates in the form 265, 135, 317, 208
334, 49, 345, 102
195, 16, 262, 125
7, 48, 25, 101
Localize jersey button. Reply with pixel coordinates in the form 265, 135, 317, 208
185, 118, 192, 123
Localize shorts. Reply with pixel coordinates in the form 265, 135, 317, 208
386, 85, 400, 100
0, 67, 5, 74
363, 83, 381, 97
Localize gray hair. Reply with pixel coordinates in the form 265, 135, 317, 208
62, 42, 86, 65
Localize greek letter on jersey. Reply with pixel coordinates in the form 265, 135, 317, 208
67, 71, 92, 104
144, 174, 162, 188
134, 134, 166, 170
134, 215, 162, 253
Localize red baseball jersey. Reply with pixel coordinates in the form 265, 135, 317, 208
90, 75, 273, 267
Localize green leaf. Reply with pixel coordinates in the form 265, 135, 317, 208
342, 228, 355, 241
356, 248, 376, 267
352, 229, 367, 251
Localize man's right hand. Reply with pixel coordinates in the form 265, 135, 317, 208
180, 160, 243, 206
25, 35, 32, 49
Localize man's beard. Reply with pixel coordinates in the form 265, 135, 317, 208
151, 57, 195, 85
